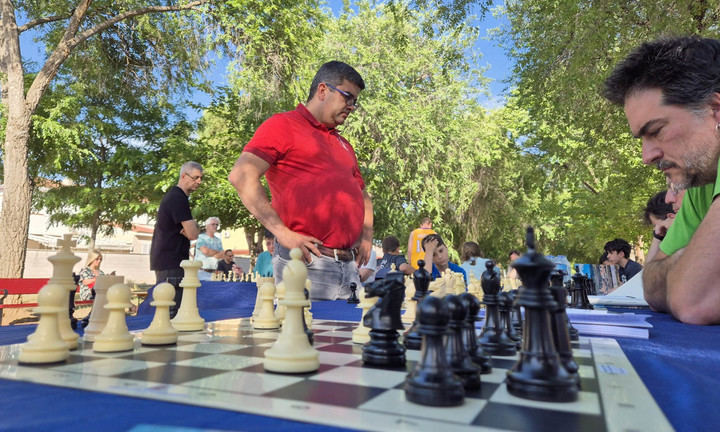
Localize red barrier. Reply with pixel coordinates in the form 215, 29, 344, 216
0, 278, 91, 309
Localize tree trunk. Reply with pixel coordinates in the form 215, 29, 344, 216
244, 226, 264, 271
0, 118, 33, 278
89, 211, 101, 251
0, 0, 32, 278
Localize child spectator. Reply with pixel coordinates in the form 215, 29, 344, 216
421, 234, 467, 285
375, 236, 413, 279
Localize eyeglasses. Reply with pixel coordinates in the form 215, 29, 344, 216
209, 223, 219, 227
324, 82, 358, 108
185, 173, 203, 182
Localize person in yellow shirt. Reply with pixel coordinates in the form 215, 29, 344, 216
407, 217, 436, 269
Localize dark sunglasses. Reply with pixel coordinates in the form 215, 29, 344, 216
324, 82, 359, 108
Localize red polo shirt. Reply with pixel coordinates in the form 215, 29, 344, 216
243, 104, 365, 249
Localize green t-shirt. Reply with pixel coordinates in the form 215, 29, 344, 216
660, 159, 720, 255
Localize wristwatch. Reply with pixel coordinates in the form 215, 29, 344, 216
653, 232, 665, 241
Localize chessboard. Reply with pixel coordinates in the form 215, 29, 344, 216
0, 318, 672, 432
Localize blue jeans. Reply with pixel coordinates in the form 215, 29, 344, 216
274, 242, 361, 300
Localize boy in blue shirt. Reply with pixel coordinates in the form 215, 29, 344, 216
421, 234, 467, 286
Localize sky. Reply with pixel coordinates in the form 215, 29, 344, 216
18, 1, 514, 120
324, 0, 514, 109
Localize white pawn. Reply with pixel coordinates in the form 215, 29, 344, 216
253, 278, 279, 330
83, 274, 124, 342
264, 248, 319, 373
140, 283, 178, 346
18, 283, 70, 364
352, 287, 375, 344
274, 281, 287, 323
93, 283, 134, 352
171, 260, 205, 331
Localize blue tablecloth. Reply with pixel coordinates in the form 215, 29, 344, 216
1, 293, 718, 431
611, 308, 720, 432
136, 281, 258, 317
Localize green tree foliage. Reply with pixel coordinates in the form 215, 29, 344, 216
0, 0, 326, 276
185, 1, 325, 260
492, 0, 720, 262
317, 2, 493, 252
196, 0, 503, 262
31, 70, 190, 248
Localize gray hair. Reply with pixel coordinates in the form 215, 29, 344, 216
179, 161, 203, 181
205, 216, 220, 227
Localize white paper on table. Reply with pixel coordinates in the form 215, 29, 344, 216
590, 270, 648, 306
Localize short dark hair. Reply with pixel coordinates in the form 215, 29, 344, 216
604, 238, 631, 258
508, 249, 520, 258
381, 236, 400, 253
224, 249, 233, 254
644, 191, 675, 225
599, 252, 608, 264
461, 241, 482, 263
264, 229, 274, 240
307, 61, 365, 102
420, 217, 432, 225
421, 233, 445, 250
604, 36, 720, 109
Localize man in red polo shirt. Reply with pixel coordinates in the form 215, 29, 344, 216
228, 61, 373, 300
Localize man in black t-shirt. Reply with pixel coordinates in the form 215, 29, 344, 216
216, 249, 243, 279
150, 161, 202, 317
604, 238, 643, 283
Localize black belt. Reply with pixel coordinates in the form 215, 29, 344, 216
317, 245, 356, 262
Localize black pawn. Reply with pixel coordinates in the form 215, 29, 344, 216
549, 270, 580, 387
569, 266, 593, 310
347, 282, 360, 304
499, 292, 521, 349
478, 260, 517, 356
506, 227, 578, 402
508, 290, 523, 336
404, 260, 431, 350
458, 293, 491, 374
405, 296, 465, 406
444, 295, 482, 391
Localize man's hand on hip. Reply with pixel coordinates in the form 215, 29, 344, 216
276, 229, 323, 263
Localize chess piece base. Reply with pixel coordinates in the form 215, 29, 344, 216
403, 330, 422, 350
253, 318, 280, 330
470, 351, 492, 374
141, 331, 178, 346
478, 334, 518, 357
506, 371, 579, 402
362, 330, 406, 368
263, 346, 320, 373
170, 318, 205, 332
405, 374, 465, 406
18, 342, 70, 364
93, 335, 134, 353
